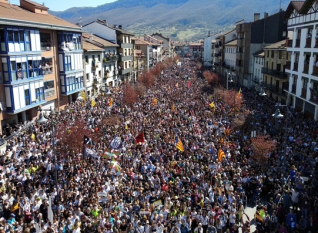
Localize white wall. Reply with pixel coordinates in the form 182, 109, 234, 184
203, 36, 213, 66
82, 22, 117, 43
224, 45, 236, 68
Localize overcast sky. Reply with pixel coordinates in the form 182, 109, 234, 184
10, 0, 116, 11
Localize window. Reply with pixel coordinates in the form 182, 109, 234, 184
65, 56, 71, 71
35, 87, 44, 102
24, 89, 30, 105
85, 56, 88, 63
2, 59, 9, 81
25, 30, 31, 51
303, 78, 308, 89
41, 57, 53, 75
0, 29, 6, 51
10, 61, 17, 81
44, 80, 55, 98
8, 31, 13, 42
40, 33, 51, 51
98, 55, 101, 61
28, 56, 42, 78
86, 73, 89, 81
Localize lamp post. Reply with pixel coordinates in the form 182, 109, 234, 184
227, 72, 233, 90
37, 107, 58, 196
272, 104, 289, 158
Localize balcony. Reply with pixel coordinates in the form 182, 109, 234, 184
293, 62, 298, 71
301, 88, 307, 98
313, 66, 318, 77
303, 64, 309, 74
287, 40, 292, 47
295, 39, 300, 47
292, 84, 296, 94
117, 41, 134, 49
119, 67, 133, 75
44, 88, 55, 99
261, 67, 288, 79
305, 38, 312, 48
119, 55, 133, 62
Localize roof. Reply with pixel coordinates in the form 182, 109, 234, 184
82, 33, 119, 47
225, 39, 237, 46
151, 33, 170, 41
299, 0, 315, 14
263, 40, 287, 49
222, 28, 236, 36
0, 2, 80, 30
132, 37, 155, 45
23, 0, 48, 10
83, 19, 134, 36
189, 42, 202, 46
285, 1, 305, 19
83, 40, 104, 52
253, 50, 264, 56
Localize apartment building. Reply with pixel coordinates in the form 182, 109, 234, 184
143, 34, 163, 66
252, 50, 264, 87
151, 33, 172, 60
0, 0, 82, 133
236, 11, 287, 87
262, 40, 290, 104
82, 33, 119, 96
224, 39, 237, 74
82, 20, 134, 83
285, 0, 318, 119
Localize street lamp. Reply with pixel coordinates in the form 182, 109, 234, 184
272, 108, 284, 118
37, 107, 59, 197
259, 88, 267, 96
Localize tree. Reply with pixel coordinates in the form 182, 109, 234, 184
138, 71, 155, 88
222, 89, 244, 111
122, 84, 138, 107
250, 135, 276, 165
55, 119, 96, 157
203, 71, 220, 86
135, 83, 147, 97
149, 65, 161, 77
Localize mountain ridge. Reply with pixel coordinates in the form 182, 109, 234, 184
50, 0, 291, 41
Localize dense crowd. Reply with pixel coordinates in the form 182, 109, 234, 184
0, 58, 317, 233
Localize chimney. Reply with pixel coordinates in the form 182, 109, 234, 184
113, 25, 117, 28
118, 25, 122, 29
254, 13, 260, 21
264, 12, 268, 18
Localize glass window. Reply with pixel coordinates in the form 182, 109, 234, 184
25, 31, 31, 51
10, 61, 17, 81
24, 89, 30, 105
13, 31, 19, 43
41, 57, 53, 75
19, 31, 24, 42
2, 59, 9, 82
40, 33, 51, 51
8, 30, 13, 42
65, 56, 71, 71
0, 29, 5, 52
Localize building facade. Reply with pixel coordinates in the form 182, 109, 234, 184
285, 0, 318, 119
0, 0, 82, 133
151, 33, 172, 60
262, 40, 289, 103
252, 50, 264, 86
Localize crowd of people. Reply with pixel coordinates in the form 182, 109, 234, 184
0, 58, 317, 233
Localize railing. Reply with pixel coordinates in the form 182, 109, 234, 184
287, 40, 292, 47
293, 62, 298, 71
305, 38, 312, 48
44, 88, 55, 98
261, 67, 287, 79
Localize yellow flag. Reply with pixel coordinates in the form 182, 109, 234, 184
108, 98, 113, 107
237, 88, 242, 98
81, 91, 86, 102
91, 99, 96, 107
209, 102, 215, 108
171, 104, 175, 112
31, 133, 36, 141
125, 124, 128, 130
168, 86, 171, 91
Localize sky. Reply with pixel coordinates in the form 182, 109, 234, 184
10, 0, 117, 11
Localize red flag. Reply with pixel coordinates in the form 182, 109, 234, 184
187, 81, 191, 88
135, 131, 145, 145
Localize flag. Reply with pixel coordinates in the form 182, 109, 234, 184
103, 149, 120, 159
175, 83, 179, 88
175, 136, 184, 152
84, 135, 94, 145
111, 160, 121, 172
110, 136, 122, 149
217, 149, 225, 162
108, 98, 113, 107
225, 126, 230, 136
91, 99, 96, 107
237, 88, 242, 98
187, 81, 191, 88
31, 133, 36, 141
84, 147, 99, 160
168, 86, 171, 91
209, 102, 215, 108
171, 104, 175, 112
135, 131, 145, 145
125, 124, 129, 130
81, 91, 86, 102
151, 98, 158, 106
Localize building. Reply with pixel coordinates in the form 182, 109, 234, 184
203, 32, 223, 67
188, 41, 203, 58
82, 33, 119, 96
151, 33, 172, 60
262, 40, 289, 103
236, 11, 287, 87
82, 20, 134, 83
252, 50, 265, 87
224, 39, 237, 82
0, 0, 82, 133
173, 42, 186, 57
132, 35, 162, 72
285, 0, 318, 119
